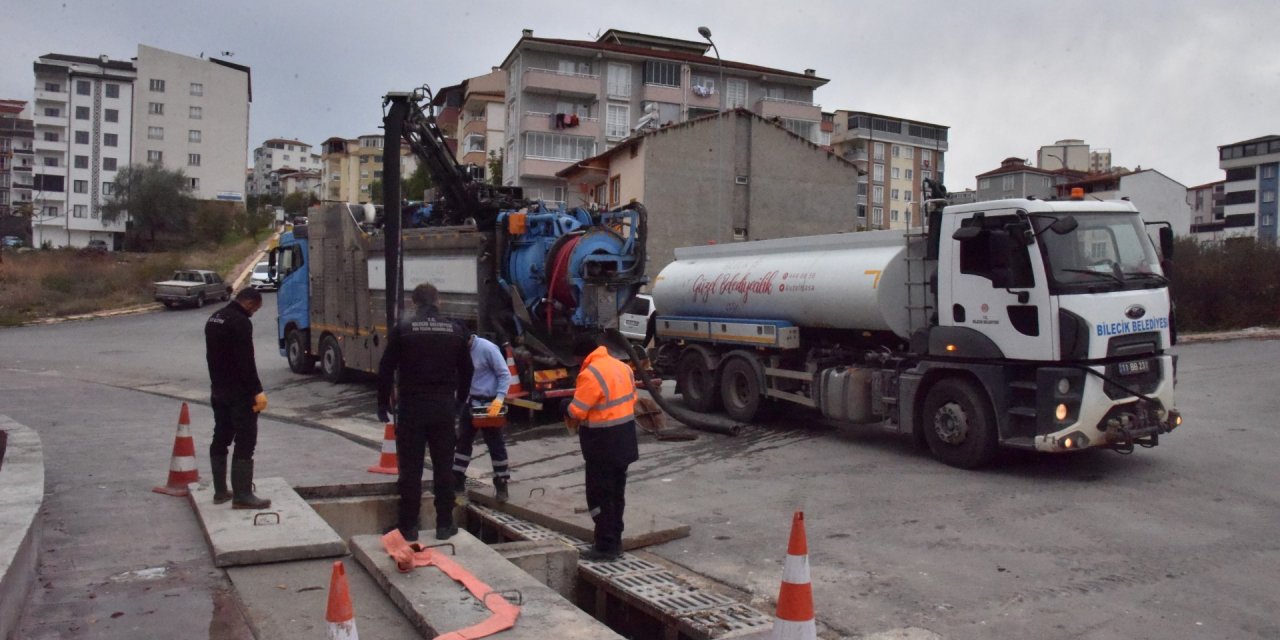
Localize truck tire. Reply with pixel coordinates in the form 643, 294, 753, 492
319, 335, 346, 383
195, 294, 205, 309
287, 330, 315, 374
677, 350, 721, 413
719, 357, 763, 422
921, 377, 998, 469
222, 288, 231, 301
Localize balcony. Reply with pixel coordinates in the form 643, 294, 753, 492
522, 68, 600, 99
686, 87, 719, 111
12, 144, 34, 155
34, 89, 67, 104
33, 112, 65, 128
642, 83, 682, 105
462, 118, 488, 138
521, 112, 601, 138
754, 96, 820, 122
33, 137, 64, 153
519, 157, 573, 180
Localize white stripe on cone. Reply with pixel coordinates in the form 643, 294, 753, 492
781, 553, 809, 584
772, 618, 816, 640
170, 456, 198, 472
381, 440, 396, 454
328, 619, 358, 640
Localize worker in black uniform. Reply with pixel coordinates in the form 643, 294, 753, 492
378, 282, 473, 541
205, 288, 271, 509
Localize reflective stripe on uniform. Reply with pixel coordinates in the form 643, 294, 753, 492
586, 366, 609, 401
587, 414, 635, 428
599, 392, 635, 409
589, 507, 602, 518
570, 398, 591, 412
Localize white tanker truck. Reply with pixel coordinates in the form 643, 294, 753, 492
648, 190, 1183, 468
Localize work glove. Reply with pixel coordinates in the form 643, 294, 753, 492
252, 392, 268, 413
486, 398, 504, 418
377, 405, 391, 424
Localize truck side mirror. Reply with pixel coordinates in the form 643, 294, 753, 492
952, 225, 982, 241
1159, 227, 1174, 259
1049, 215, 1078, 234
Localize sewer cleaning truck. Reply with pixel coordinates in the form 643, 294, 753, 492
648, 184, 1182, 467
272, 87, 647, 409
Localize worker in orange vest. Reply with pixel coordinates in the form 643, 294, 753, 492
565, 333, 638, 562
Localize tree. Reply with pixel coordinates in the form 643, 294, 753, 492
487, 150, 504, 186
282, 191, 311, 216
402, 162, 434, 202
102, 164, 196, 250
367, 180, 383, 205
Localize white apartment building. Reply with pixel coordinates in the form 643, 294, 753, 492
1215, 135, 1280, 243
249, 138, 321, 196
829, 110, 949, 230
31, 54, 136, 249
132, 45, 250, 204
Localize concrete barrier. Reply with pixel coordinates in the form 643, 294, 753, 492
0, 417, 44, 640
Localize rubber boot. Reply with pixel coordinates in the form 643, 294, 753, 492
211, 455, 232, 504
494, 476, 509, 503
231, 458, 272, 510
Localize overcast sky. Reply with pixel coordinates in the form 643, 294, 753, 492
5, 0, 1275, 191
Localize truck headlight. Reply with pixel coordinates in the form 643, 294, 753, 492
1055, 403, 1069, 421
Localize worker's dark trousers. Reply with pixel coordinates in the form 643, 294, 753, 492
579, 420, 639, 555
396, 393, 457, 541
453, 399, 509, 479
210, 394, 258, 460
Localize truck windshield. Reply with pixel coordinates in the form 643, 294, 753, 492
1035, 212, 1166, 294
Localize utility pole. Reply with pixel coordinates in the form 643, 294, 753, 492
699, 26, 727, 242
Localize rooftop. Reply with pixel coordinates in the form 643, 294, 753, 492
38, 52, 135, 72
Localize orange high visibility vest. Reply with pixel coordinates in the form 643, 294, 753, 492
568, 346, 636, 428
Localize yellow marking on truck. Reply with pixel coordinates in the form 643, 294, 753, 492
534, 369, 569, 382
865, 269, 883, 288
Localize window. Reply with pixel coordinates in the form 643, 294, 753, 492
73, 180, 88, 194
189, 82, 203, 96
873, 163, 884, 182
76, 80, 91, 95
872, 207, 883, 226
921, 149, 933, 167
873, 185, 884, 203
905, 190, 913, 202
691, 75, 716, 95
103, 157, 117, 171
148, 126, 164, 140
43, 107, 60, 117
104, 133, 117, 147
643, 60, 679, 87
891, 209, 900, 222
75, 106, 90, 120
1042, 176, 1051, 188
74, 155, 89, 169
874, 142, 885, 161
75, 131, 89, 144
105, 83, 119, 99
892, 145, 900, 158
44, 157, 59, 167
523, 132, 596, 161
73, 204, 87, 218
892, 167, 900, 179
102, 182, 113, 195
726, 79, 747, 108
43, 131, 59, 142
904, 146, 914, 159
1002, 175, 1015, 191
958, 214, 1036, 288
1263, 214, 1274, 226
147, 150, 163, 162
188, 130, 202, 143
979, 178, 990, 190
44, 82, 61, 92
923, 170, 933, 182
149, 102, 164, 115
464, 134, 485, 153
105, 108, 118, 123
609, 176, 621, 206
1263, 191, 1276, 203
150, 79, 165, 92
1262, 166, 1278, 179
189, 106, 202, 119
189, 178, 199, 190
188, 153, 201, 166
781, 119, 817, 142
606, 104, 629, 139
607, 63, 631, 98
557, 59, 592, 76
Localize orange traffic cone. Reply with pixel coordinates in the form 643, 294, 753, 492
772, 511, 816, 640
153, 402, 199, 497
501, 343, 525, 397
367, 422, 398, 475
325, 560, 358, 640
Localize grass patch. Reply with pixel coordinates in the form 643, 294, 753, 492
0, 237, 261, 324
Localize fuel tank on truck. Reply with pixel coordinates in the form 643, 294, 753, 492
652, 230, 929, 338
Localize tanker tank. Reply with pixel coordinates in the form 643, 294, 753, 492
652, 230, 930, 338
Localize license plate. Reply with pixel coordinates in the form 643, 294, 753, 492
1117, 359, 1150, 376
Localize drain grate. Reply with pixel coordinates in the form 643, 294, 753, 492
682, 603, 774, 636
581, 556, 663, 577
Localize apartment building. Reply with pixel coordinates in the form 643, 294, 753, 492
131, 45, 250, 204
1054, 169, 1192, 236
1187, 180, 1226, 242
973, 157, 1083, 202
500, 28, 827, 207
1215, 135, 1280, 243
30, 53, 136, 249
1, 100, 35, 224
828, 110, 948, 230
1037, 138, 1112, 174
455, 69, 507, 181
249, 138, 321, 196
320, 135, 419, 203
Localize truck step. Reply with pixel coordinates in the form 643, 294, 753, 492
1008, 406, 1037, 418
1009, 381, 1038, 391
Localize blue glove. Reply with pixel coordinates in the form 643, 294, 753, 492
377, 406, 391, 424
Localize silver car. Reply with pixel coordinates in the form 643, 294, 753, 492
249, 262, 276, 291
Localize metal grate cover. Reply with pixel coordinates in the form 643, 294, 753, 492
682, 603, 774, 636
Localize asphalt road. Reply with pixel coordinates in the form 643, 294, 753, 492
2, 298, 1277, 639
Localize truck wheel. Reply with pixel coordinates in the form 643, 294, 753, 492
677, 351, 721, 413
222, 288, 231, 301
287, 330, 315, 374
319, 335, 346, 383
922, 377, 998, 469
719, 357, 762, 422
195, 295, 205, 309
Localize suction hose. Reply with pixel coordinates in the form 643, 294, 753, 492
605, 329, 743, 436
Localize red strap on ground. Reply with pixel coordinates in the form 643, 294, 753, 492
381, 531, 521, 638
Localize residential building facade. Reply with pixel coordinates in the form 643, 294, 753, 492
131, 45, 250, 204
829, 110, 948, 230
1216, 135, 1280, 244
320, 135, 418, 203
1187, 180, 1226, 241
1055, 169, 1192, 236
1037, 138, 1091, 172
556, 110, 861, 274
973, 157, 1082, 202
501, 28, 827, 208
249, 138, 320, 196
456, 68, 507, 182
31, 53, 136, 249
1, 100, 35, 223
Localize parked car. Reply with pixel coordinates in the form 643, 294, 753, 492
618, 293, 654, 345
1, 236, 23, 249
250, 261, 277, 291
154, 269, 232, 309
85, 239, 109, 253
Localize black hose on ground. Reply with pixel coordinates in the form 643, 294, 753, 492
605, 329, 743, 436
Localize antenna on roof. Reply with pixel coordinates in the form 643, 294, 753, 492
220, 51, 234, 57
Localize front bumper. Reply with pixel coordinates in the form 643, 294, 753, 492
1035, 356, 1181, 452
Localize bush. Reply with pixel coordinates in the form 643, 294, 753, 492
1170, 237, 1280, 331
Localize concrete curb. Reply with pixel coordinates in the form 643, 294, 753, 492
0, 416, 45, 640
1178, 327, 1280, 344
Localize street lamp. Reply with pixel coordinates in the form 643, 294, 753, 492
698, 26, 727, 241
